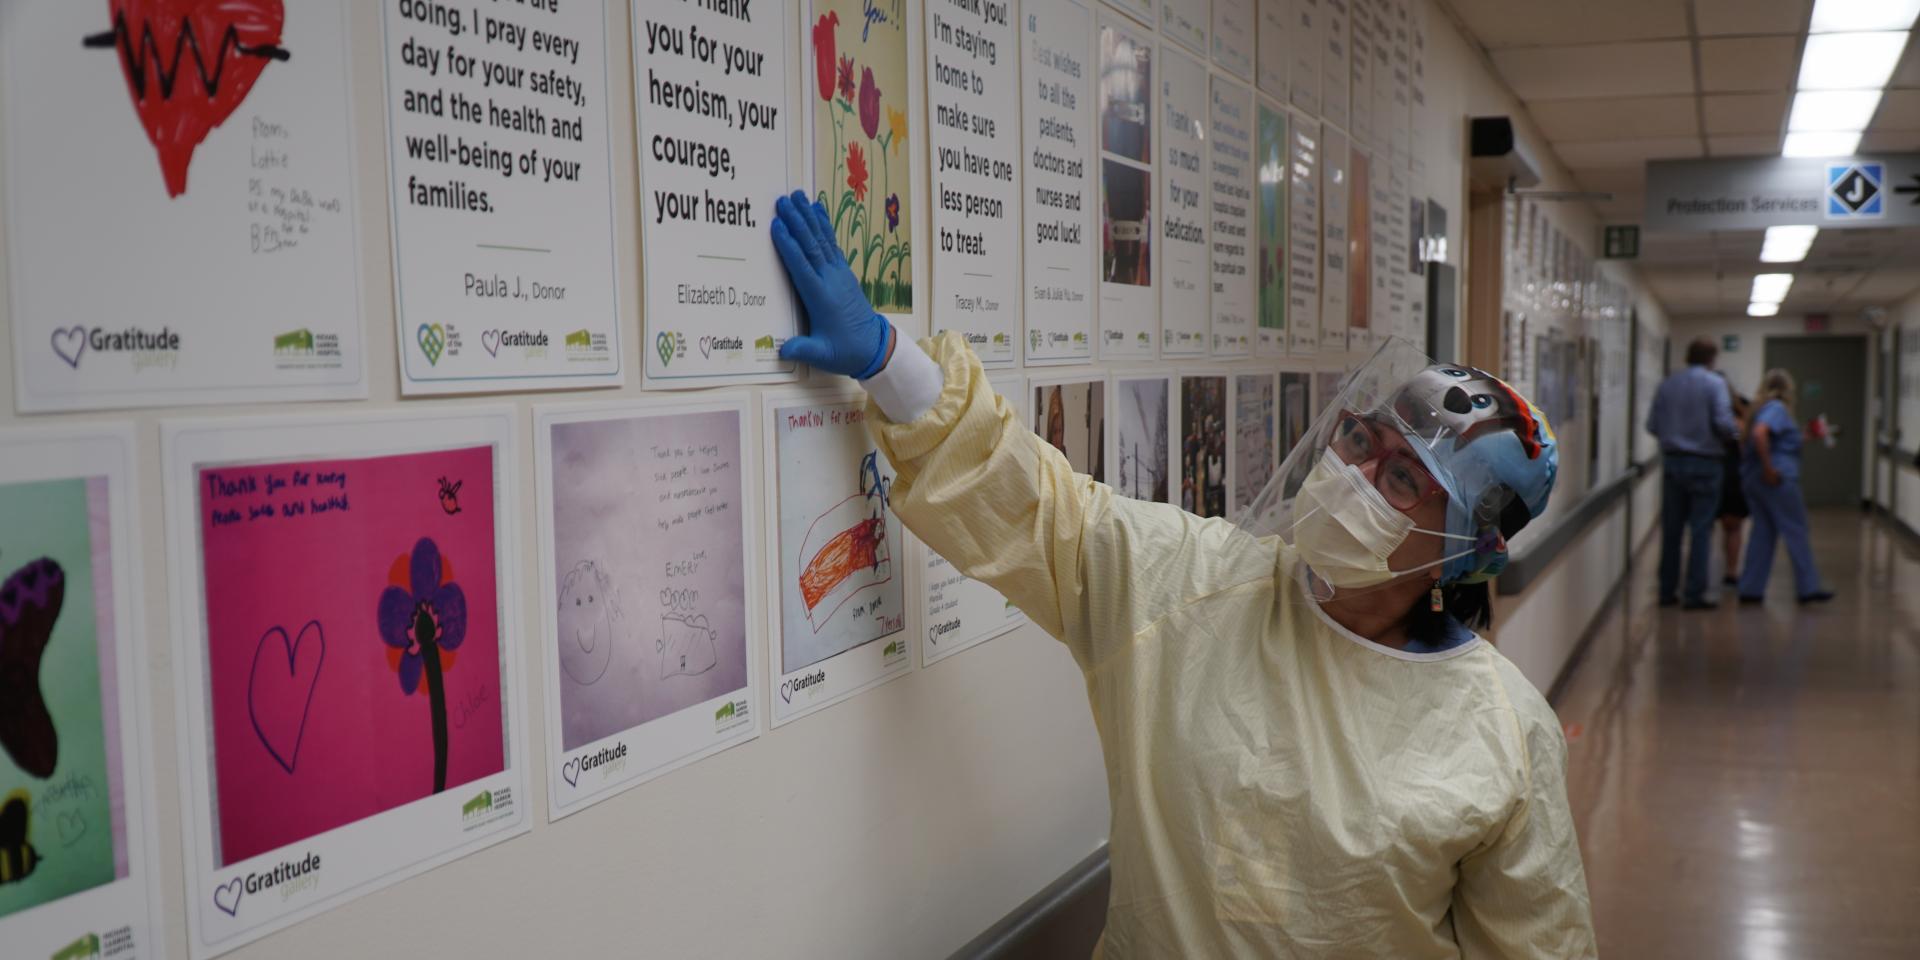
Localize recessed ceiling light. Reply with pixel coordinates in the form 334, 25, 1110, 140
1797, 32, 1909, 90
1788, 90, 1883, 132
1760, 225, 1819, 262
1747, 302, 1781, 317
1751, 273, 1795, 303
1782, 130, 1863, 157
1809, 0, 1920, 34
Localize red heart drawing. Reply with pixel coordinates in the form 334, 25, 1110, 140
86, 0, 290, 197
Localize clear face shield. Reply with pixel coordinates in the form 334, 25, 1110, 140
1238, 340, 1555, 603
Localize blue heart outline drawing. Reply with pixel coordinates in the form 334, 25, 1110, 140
214, 877, 244, 916
248, 620, 325, 775
50, 325, 86, 368
561, 758, 579, 787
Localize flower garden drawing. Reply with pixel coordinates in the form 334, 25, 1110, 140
811, 1, 913, 312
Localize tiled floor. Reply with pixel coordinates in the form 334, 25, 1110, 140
1555, 509, 1920, 958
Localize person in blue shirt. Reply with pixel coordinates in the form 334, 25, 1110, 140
1645, 339, 1740, 608
1737, 368, 1834, 605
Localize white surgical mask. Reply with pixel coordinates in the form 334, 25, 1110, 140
1291, 455, 1475, 591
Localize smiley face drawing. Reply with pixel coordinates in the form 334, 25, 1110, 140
557, 561, 616, 686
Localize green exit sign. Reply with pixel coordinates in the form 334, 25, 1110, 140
1603, 225, 1640, 259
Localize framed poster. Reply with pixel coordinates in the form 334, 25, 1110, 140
1097, 15, 1157, 359
1159, 44, 1211, 358
1209, 77, 1256, 358
918, 376, 1028, 666
1113, 373, 1176, 504
4, 1, 364, 412
1023, 0, 1098, 365
383, 0, 623, 394
0, 426, 167, 960
534, 398, 761, 819
162, 411, 530, 958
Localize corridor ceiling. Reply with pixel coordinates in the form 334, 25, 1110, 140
1438, 0, 1920, 318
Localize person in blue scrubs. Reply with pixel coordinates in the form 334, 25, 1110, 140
1737, 368, 1834, 604
1645, 339, 1740, 609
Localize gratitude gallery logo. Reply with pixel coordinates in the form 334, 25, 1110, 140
214, 852, 322, 917
481, 329, 549, 357
560, 742, 627, 788
50, 325, 180, 369
779, 669, 826, 704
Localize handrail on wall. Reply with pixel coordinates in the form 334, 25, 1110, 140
1495, 457, 1655, 596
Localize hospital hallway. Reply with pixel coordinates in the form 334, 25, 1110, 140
1555, 508, 1920, 958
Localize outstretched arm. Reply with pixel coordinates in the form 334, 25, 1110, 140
770, 192, 1261, 670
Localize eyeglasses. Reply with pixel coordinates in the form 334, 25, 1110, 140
1330, 412, 1447, 511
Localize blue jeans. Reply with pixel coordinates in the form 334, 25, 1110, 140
1659, 455, 1723, 603
1737, 475, 1823, 599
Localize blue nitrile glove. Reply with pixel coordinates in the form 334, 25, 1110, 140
771, 189, 893, 379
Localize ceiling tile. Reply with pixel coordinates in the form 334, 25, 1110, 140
1555, 137, 1703, 167
1693, 0, 1808, 37
1443, 0, 1690, 48
1529, 96, 1700, 140
1850, 268, 1920, 303
1700, 37, 1799, 93
1861, 129, 1920, 151
1703, 93, 1789, 135
1707, 134, 1782, 156
1870, 90, 1920, 130
1492, 42, 1695, 100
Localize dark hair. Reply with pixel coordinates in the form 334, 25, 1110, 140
1685, 338, 1718, 367
1405, 581, 1494, 646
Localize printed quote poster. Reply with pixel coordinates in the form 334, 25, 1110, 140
766, 394, 911, 726
1158, 45, 1210, 358
1097, 16, 1157, 358
3, 1, 364, 411
1160, 0, 1207, 55
1348, 147, 1373, 351
1349, 0, 1374, 148
918, 377, 1027, 666
165, 412, 528, 958
537, 401, 758, 818
0, 428, 165, 960
927, 0, 1021, 365
634, 0, 800, 387
1257, 0, 1291, 102
1321, 0, 1352, 132
1209, 78, 1255, 358
1321, 127, 1351, 351
1023, 0, 1096, 365
1290, 0, 1322, 115
808, 0, 921, 318
382, 0, 622, 393
1211, 0, 1255, 80
1288, 115, 1322, 354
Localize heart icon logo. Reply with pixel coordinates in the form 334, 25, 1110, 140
50, 326, 88, 369
655, 331, 676, 367
698, 336, 713, 359
779, 679, 792, 704
481, 329, 501, 357
417, 324, 445, 366
248, 620, 325, 774
561, 758, 579, 787
84, 1, 292, 198
214, 877, 244, 916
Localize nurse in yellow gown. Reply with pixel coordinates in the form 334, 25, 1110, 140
771, 191, 1596, 958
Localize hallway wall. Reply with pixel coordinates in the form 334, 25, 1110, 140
0, 1, 1673, 956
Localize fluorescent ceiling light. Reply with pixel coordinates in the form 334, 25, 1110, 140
1797, 32, 1909, 90
1788, 90, 1883, 132
1782, 130, 1863, 157
1809, 0, 1920, 34
1748, 302, 1781, 317
1751, 273, 1795, 303
1760, 225, 1818, 262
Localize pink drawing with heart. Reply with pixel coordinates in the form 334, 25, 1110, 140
85, 0, 292, 197
248, 620, 324, 774
482, 329, 501, 357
